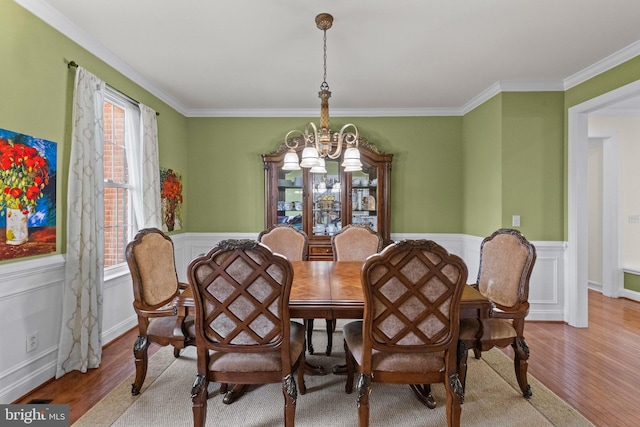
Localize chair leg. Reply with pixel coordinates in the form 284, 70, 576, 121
297, 353, 307, 395
325, 319, 335, 355
305, 319, 315, 354
344, 340, 355, 393
131, 335, 149, 395
472, 348, 481, 359
282, 374, 297, 427
191, 374, 208, 427
513, 337, 532, 398
457, 341, 469, 394
445, 373, 463, 427
356, 373, 371, 427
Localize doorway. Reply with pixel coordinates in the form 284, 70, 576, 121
567, 79, 640, 327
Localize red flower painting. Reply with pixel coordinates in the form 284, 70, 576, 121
160, 168, 183, 231
0, 138, 50, 213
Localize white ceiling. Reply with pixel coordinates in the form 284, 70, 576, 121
16, 0, 640, 117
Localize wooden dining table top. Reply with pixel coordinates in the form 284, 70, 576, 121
177, 260, 492, 320
289, 260, 492, 320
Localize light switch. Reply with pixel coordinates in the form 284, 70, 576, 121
512, 215, 521, 227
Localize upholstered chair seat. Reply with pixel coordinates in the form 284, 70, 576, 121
343, 321, 446, 373
146, 315, 195, 340
206, 322, 305, 373
459, 318, 517, 342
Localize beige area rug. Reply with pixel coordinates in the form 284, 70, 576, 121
74, 331, 593, 427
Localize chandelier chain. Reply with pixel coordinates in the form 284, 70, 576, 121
321, 28, 329, 91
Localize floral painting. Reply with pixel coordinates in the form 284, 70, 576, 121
160, 167, 183, 232
0, 128, 56, 259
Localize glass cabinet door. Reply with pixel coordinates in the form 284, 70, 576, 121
310, 159, 342, 236
350, 160, 378, 231
276, 169, 304, 230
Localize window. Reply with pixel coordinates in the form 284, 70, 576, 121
103, 90, 139, 268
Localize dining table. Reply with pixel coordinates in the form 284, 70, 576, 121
177, 260, 493, 406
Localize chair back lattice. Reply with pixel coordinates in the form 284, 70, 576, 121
126, 228, 181, 309
188, 239, 294, 352
332, 224, 384, 261
362, 240, 467, 353
258, 224, 309, 261
476, 229, 536, 311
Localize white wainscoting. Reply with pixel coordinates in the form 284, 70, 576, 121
0, 232, 565, 403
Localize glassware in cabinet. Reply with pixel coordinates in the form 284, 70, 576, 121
311, 159, 342, 236
275, 167, 304, 230
350, 162, 379, 232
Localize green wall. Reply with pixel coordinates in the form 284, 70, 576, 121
1, 1, 188, 257
461, 93, 565, 240
502, 92, 565, 241
624, 272, 640, 293
186, 116, 463, 233
462, 95, 503, 236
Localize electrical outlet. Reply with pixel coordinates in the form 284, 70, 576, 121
26, 332, 38, 353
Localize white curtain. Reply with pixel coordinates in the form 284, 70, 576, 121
128, 104, 161, 229
56, 67, 105, 378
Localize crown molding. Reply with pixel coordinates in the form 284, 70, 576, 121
564, 40, 640, 90
461, 80, 565, 114
185, 107, 464, 118
14, 0, 190, 116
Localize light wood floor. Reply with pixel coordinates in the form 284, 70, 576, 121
15, 290, 640, 426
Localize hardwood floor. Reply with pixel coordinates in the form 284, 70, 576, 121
522, 290, 640, 427
14, 332, 162, 424
15, 290, 640, 426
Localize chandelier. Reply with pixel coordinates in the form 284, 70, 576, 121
282, 13, 362, 173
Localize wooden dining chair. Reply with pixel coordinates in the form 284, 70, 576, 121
305, 224, 385, 356
332, 224, 384, 262
343, 239, 467, 427
188, 239, 306, 427
125, 227, 195, 395
258, 223, 308, 262
458, 228, 537, 398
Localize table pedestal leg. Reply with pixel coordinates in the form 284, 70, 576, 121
409, 384, 436, 409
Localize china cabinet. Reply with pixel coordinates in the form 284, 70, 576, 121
263, 139, 393, 260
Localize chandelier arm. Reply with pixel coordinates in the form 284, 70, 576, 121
326, 138, 342, 159
305, 122, 320, 148
339, 123, 359, 147
284, 130, 304, 149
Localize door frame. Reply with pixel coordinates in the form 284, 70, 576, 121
567, 79, 640, 326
